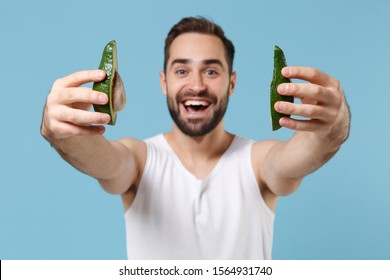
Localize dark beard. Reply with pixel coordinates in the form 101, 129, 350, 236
167, 89, 229, 137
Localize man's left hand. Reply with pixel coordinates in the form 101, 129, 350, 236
275, 66, 350, 144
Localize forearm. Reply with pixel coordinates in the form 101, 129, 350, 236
276, 131, 340, 177
264, 131, 343, 195
274, 96, 350, 182
48, 135, 127, 185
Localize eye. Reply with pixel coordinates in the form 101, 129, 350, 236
175, 69, 187, 76
204, 69, 218, 76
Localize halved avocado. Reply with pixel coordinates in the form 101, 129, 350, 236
93, 40, 126, 125
270, 45, 293, 130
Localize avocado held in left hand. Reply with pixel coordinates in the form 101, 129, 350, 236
93, 40, 126, 125
270, 45, 293, 131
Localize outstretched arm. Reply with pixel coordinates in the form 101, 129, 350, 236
261, 66, 351, 196
41, 70, 144, 194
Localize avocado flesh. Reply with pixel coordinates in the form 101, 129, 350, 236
93, 40, 126, 125
270, 45, 293, 130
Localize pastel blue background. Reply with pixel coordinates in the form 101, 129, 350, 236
1, 0, 389, 259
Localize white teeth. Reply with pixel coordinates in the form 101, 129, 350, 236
184, 100, 210, 106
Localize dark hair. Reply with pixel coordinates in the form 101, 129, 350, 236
163, 16, 235, 74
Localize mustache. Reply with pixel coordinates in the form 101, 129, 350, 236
176, 90, 218, 104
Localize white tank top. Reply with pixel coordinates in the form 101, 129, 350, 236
124, 134, 274, 259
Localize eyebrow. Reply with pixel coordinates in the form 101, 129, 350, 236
170, 58, 224, 69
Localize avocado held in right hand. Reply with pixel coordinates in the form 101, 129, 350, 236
93, 40, 126, 125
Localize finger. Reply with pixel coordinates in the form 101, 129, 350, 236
282, 66, 340, 88
61, 123, 107, 137
74, 125, 106, 136
56, 87, 108, 105
275, 101, 330, 121
57, 108, 111, 125
47, 120, 106, 139
277, 83, 334, 104
72, 102, 93, 111
53, 70, 106, 88
279, 117, 323, 132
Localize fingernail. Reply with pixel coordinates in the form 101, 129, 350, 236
282, 67, 291, 76
276, 102, 284, 111
101, 114, 110, 123
99, 94, 107, 103
278, 84, 286, 94
97, 70, 105, 78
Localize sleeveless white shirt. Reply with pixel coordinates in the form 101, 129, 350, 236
124, 134, 274, 259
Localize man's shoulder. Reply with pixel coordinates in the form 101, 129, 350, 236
115, 137, 147, 161
251, 139, 283, 170
143, 133, 164, 145
116, 134, 162, 148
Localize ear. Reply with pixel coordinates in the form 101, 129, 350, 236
160, 71, 167, 96
229, 71, 237, 96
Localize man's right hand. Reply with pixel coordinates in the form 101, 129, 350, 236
41, 70, 111, 141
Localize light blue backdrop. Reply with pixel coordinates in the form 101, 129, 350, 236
1, 0, 389, 259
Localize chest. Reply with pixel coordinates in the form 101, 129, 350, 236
176, 156, 220, 180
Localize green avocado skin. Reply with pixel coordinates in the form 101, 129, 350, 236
270, 45, 293, 131
93, 40, 117, 125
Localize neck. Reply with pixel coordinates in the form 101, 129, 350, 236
164, 121, 234, 160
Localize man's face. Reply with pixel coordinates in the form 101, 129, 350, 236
160, 33, 236, 137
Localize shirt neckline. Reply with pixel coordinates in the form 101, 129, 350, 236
158, 133, 238, 183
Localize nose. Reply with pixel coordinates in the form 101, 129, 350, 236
188, 72, 206, 93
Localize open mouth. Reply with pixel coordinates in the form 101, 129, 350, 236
183, 100, 211, 113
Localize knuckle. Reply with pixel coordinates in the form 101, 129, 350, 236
67, 112, 77, 123
318, 107, 330, 120
52, 78, 63, 89
90, 89, 100, 102
289, 120, 299, 130
304, 106, 315, 117
93, 113, 101, 123
46, 92, 56, 106
49, 121, 68, 138
328, 108, 339, 120
47, 87, 61, 103
312, 85, 321, 96
310, 69, 322, 80
40, 120, 52, 139
52, 124, 65, 136
291, 66, 300, 76
334, 79, 342, 91
59, 108, 71, 122
48, 88, 68, 105
289, 103, 297, 115
67, 88, 81, 102
289, 83, 298, 94
43, 105, 60, 127
335, 93, 342, 106
331, 89, 343, 108
67, 73, 78, 85
95, 113, 107, 124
